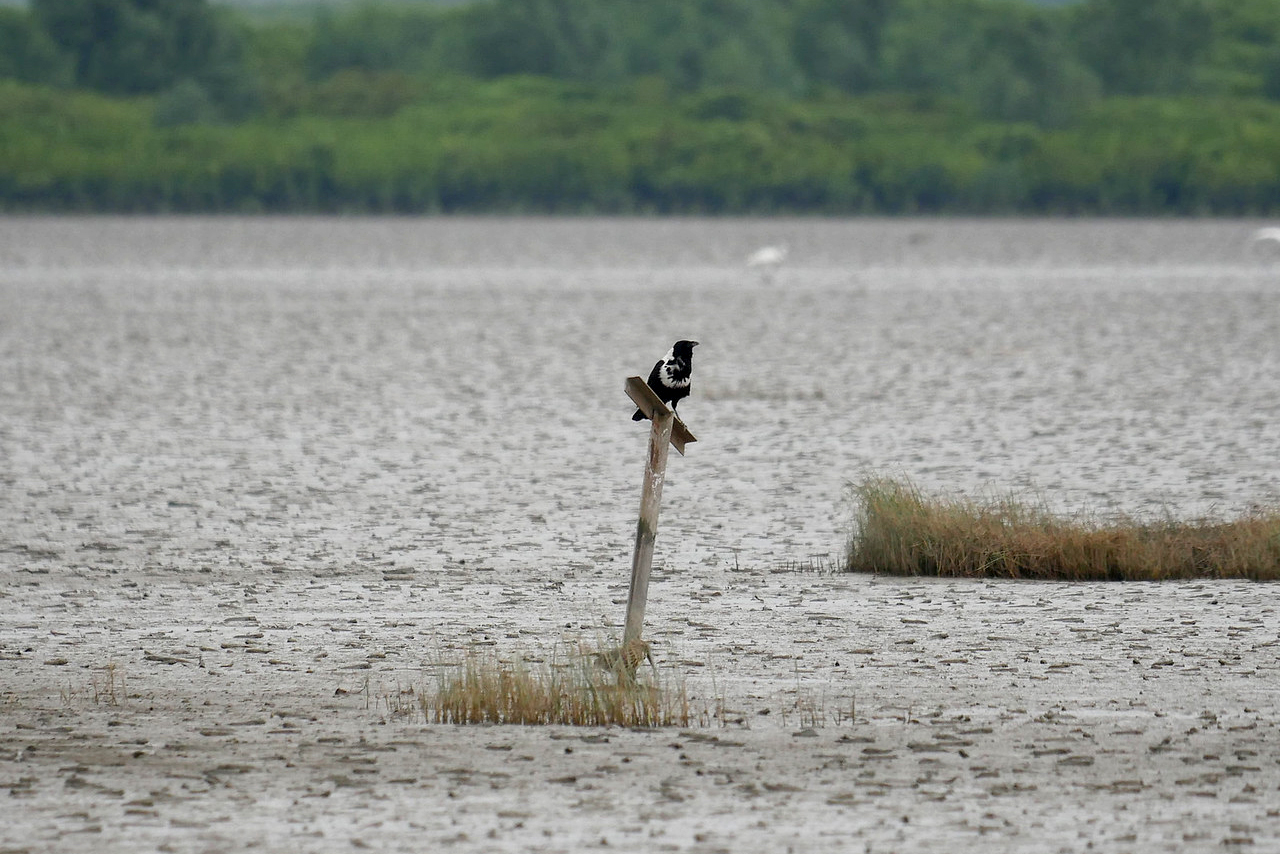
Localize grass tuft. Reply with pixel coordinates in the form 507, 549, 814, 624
847, 477, 1280, 581
422, 643, 691, 727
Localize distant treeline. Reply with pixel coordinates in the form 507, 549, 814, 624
3, 0, 1280, 214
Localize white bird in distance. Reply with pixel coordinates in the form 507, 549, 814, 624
1248, 227, 1280, 259
1250, 226, 1280, 245
746, 243, 788, 268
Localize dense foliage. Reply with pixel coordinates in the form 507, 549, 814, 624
3, 0, 1280, 213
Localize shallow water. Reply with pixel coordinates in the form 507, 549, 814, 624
2, 216, 1279, 578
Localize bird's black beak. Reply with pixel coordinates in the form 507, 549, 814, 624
690, 341, 700, 347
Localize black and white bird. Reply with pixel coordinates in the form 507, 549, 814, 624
632, 339, 699, 421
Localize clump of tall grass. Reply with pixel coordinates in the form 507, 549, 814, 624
847, 477, 1280, 581
422, 642, 692, 727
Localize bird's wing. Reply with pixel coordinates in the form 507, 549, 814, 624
646, 358, 666, 388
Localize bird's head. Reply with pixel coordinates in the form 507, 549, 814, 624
673, 340, 699, 359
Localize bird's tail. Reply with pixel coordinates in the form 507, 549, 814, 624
631, 409, 645, 421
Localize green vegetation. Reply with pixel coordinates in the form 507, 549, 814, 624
847, 478, 1280, 580
423, 644, 692, 726
3, 0, 1280, 213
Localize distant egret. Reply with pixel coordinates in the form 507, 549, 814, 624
1250, 226, 1280, 245
1248, 227, 1280, 259
746, 243, 788, 268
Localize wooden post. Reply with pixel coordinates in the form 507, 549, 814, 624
623, 377, 696, 646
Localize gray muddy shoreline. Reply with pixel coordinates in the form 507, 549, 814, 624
3, 569, 1279, 852
4, 217, 1279, 851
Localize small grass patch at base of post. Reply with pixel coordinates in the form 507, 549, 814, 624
422, 643, 692, 727
847, 477, 1280, 581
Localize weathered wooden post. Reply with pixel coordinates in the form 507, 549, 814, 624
623, 376, 696, 646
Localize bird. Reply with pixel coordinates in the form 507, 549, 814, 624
632, 340, 699, 421
1249, 227, 1280, 249
1248, 227, 1280, 261
746, 243, 788, 268
592, 638, 656, 682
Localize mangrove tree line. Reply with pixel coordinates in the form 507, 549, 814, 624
2, 0, 1280, 213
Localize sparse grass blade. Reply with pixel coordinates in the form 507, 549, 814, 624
847, 477, 1280, 581
423, 645, 691, 727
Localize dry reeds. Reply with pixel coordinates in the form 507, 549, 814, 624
847, 477, 1280, 581
422, 643, 691, 727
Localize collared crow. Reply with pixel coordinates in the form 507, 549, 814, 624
632, 340, 699, 421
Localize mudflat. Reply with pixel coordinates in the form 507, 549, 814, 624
3, 570, 1278, 852
3, 217, 1279, 852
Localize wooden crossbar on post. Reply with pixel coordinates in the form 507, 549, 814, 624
623, 376, 696, 646
625, 376, 697, 456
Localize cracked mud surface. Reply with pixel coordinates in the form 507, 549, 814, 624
3, 217, 1279, 852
